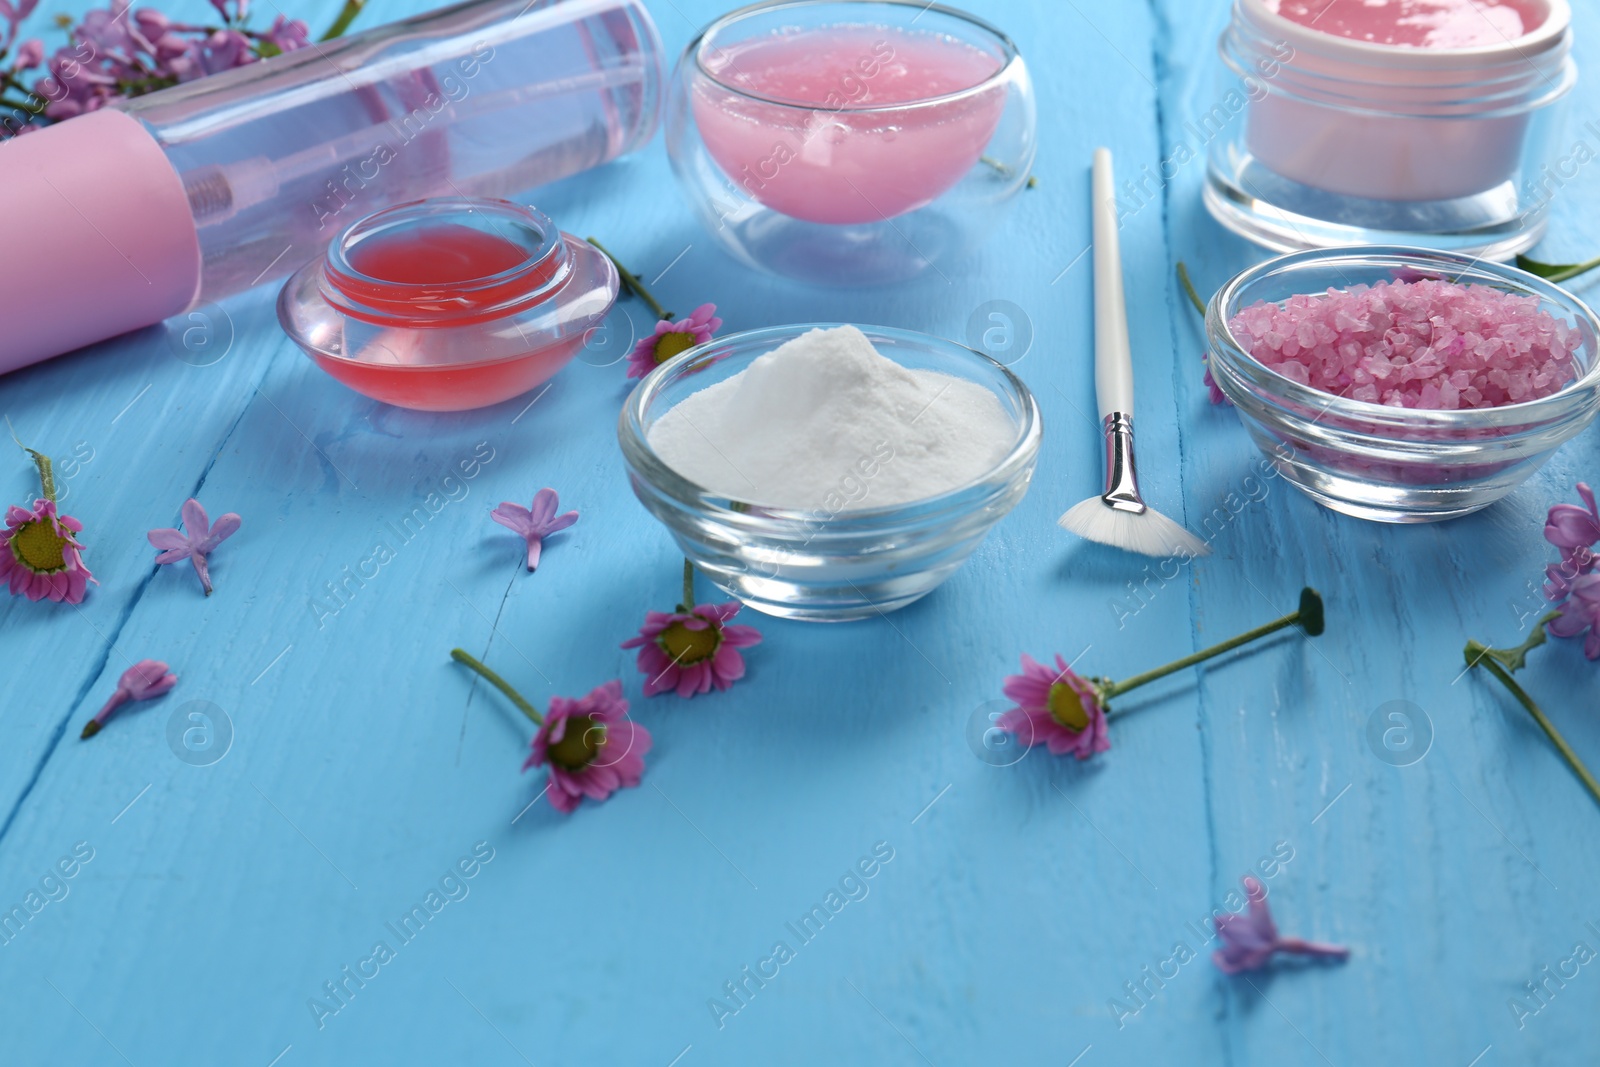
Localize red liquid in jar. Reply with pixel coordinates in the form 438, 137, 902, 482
1266, 0, 1546, 48
318, 223, 579, 412
341, 222, 555, 325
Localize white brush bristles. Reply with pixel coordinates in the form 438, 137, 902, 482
1058, 497, 1212, 559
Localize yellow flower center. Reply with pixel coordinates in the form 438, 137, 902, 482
12, 519, 68, 573
1047, 681, 1092, 732
652, 330, 698, 365
547, 715, 605, 771
659, 621, 720, 665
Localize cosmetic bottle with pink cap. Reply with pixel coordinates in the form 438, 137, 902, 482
0, 0, 663, 376
1205, 0, 1574, 258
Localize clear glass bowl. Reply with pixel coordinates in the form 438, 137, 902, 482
1206, 246, 1600, 523
665, 0, 1036, 287
618, 324, 1042, 621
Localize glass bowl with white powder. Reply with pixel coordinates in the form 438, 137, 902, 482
619, 323, 1041, 621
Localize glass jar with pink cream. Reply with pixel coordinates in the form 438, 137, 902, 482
1206, 0, 1575, 258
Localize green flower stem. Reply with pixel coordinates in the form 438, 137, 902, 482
31, 450, 54, 503
1176, 261, 1207, 317
1516, 254, 1600, 284
319, 0, 366, 41
586, 237, 673, 321
450, 648, 542, 725
1473, 654, 1600, 809
680, 558, 696, 612
7, 420, 54, 502
1103, 589, 1323, 700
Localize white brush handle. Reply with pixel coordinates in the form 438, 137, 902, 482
1091, 147, 1132, 421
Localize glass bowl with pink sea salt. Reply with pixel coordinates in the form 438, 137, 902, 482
1206, 247, 1600, 522
665, 0, 1036, 287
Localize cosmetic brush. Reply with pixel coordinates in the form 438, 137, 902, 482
1059, 148, 1209, 559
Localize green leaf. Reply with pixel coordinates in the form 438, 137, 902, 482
1515, 255, 1600, 284
1463, 613, 1559, 674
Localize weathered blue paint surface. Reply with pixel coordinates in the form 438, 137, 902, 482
2, 1, 1598, 1063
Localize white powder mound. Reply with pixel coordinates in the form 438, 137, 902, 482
646, 325, 1016, 511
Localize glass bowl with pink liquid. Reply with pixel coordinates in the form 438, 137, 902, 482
1206, 246, 1600, 523
666, 0, 1036, 286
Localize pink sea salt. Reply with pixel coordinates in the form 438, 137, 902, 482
1229, 278, 1582, 410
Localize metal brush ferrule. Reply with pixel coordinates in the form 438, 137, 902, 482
1101, 412, 1147, 514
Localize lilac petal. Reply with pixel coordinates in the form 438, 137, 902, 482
153, 548, 191, 566
181, 498, 210, 539
148, 528, 190, 551
542, 510, 579, 535
1548, 609, 1589, 638
529, 488, 560, 526
201, 512, 241, 549
490, 503, 534, 536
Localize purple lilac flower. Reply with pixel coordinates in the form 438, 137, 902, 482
490, 488, 578, 572
1544, 482, 1600, 659
148, 498, 241, 596
81, 659, 177, 738
1213, 876, 1349, 975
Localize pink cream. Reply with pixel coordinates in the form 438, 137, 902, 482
692, 25, 1005, 224
1265, 0, 1546, 49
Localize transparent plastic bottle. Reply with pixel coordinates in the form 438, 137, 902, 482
0, 0, 662, 373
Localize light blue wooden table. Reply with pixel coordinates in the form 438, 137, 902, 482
4, 0, 1599, 1063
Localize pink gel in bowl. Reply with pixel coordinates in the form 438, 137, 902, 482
691, 24, 1006, 225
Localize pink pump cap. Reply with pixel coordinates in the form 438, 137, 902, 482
0, 109, 201, 374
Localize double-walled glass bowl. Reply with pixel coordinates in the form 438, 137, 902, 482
1206, 247, 1600, 523
619, 324, 1041, 621
665, 0, 1036, 287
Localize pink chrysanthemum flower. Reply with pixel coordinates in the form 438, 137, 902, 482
622, 601, 762, 698
490, 487, 578, 571
149, 498, 241, 596
522, 680, 651, 813
1, 498, 94, 603
625, 303, 722, 380
997, 654, 1111, 760
1213, 876, 1349, 975
81, 659, 177, 738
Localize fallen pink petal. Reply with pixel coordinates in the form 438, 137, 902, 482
1213, 876, 1349, 975
149, 497, 241, 596
81, 659, 178, 738
490, 487, 578, 571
